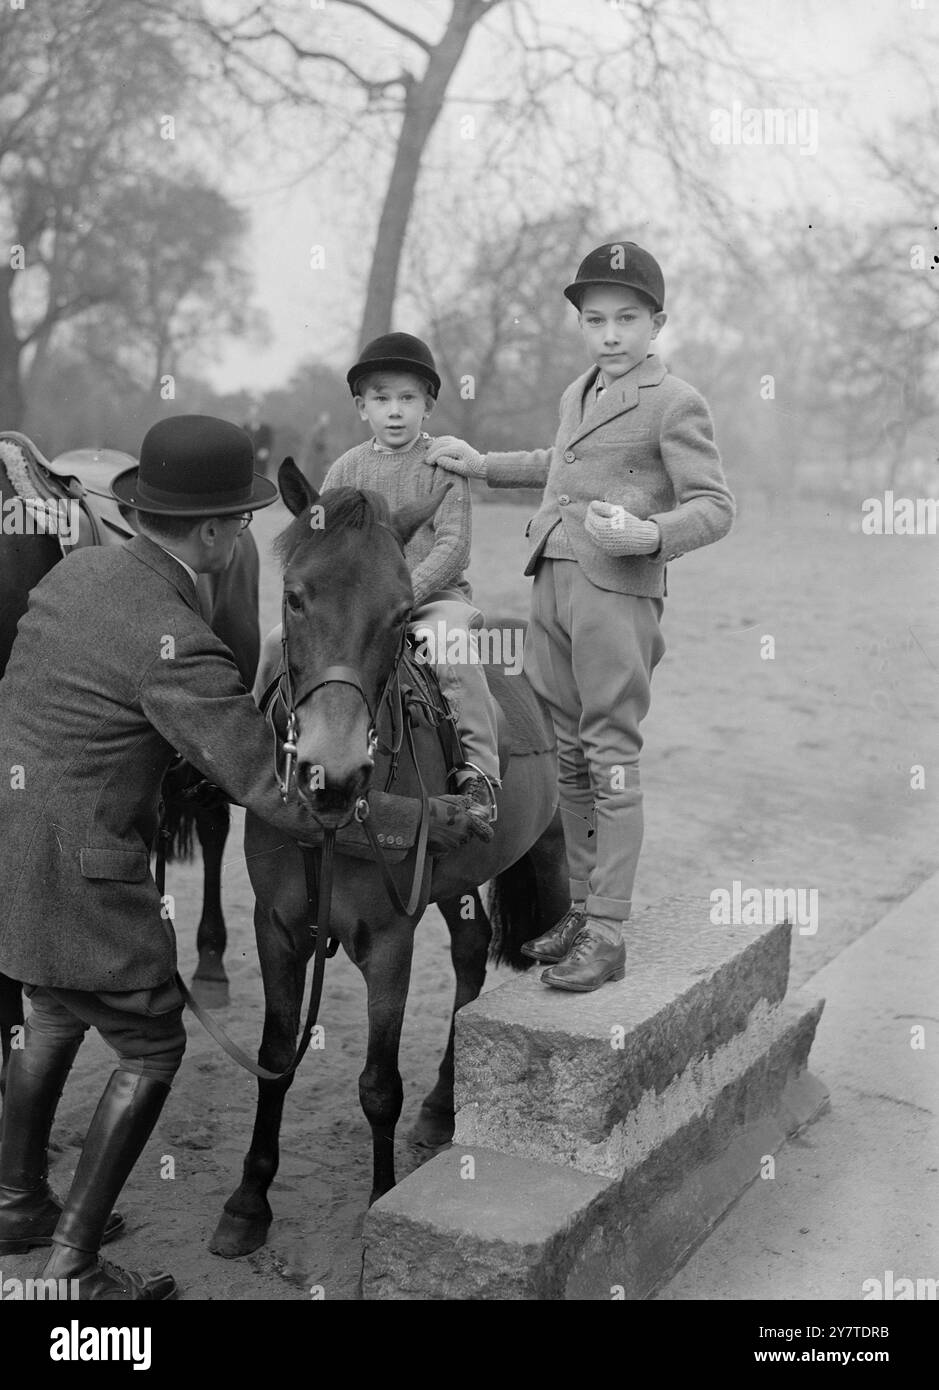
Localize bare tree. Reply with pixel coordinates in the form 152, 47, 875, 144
0, 0, 253, 427
152, 0, 764, 349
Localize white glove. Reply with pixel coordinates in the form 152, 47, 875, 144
585, 500, 661, 556
426, 436, 487, 478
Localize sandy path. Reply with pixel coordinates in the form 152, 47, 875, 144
4, 494, 935, 1300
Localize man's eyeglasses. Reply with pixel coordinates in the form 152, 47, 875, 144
237, 513, 253, 532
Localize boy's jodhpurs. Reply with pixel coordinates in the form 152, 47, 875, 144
410, 595, 502, 785
523, 558, 665, 922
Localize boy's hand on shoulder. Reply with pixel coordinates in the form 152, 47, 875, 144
426, 435, 487, 478
585, 500, 661, 556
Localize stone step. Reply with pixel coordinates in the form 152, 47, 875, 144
363, 997, 828, 1300
454, 894, 794, 1173
362, 894, 828, 1299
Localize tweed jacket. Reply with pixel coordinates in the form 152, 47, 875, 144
485, 354, 735, 597
0, 535, 315, 992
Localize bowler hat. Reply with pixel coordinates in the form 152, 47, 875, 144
346, 332, 441, 398
563, 242, 665, 313
111, 415, 278, 515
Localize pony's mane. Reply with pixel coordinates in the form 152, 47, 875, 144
272, 486, 393, 569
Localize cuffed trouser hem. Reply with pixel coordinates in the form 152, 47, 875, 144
586, 893, 630, 922
569, 879, 590, 903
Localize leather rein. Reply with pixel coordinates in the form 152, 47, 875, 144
162, 588, 434, 1082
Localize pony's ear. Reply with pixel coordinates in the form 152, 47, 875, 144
389, 483, 452, 548
278, 457, 319, 517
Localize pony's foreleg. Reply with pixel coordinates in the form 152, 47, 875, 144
209, 910, 305, 1259
190, 801, 230, 1009
411, 891, 491, 1152
359, 923, 416, 1205
0, 973, 25, 1101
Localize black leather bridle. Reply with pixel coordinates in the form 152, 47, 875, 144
270, 579, 433, 924
274, 589, 405, 815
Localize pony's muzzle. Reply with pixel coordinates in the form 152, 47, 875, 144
297, 759, 373, 828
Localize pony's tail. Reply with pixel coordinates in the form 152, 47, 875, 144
159, 797, 198, 864
159, 774, 230, 864
486, 852, 539, 971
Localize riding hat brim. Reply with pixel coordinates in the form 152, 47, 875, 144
110, 465, 278, 516
346, 357, 441, 398
563, 278, 664, 312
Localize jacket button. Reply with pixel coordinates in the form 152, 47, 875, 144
396, 835, 405, 846
564, 450, 576, 463
377, 833, 385, 844
558, 494, 570, 505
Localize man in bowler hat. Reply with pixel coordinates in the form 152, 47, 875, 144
0, 417, 344, 1297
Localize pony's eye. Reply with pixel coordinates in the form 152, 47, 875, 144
286, 591, 304, 612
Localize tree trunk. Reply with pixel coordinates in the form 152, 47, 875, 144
0, 270, 25, 429
357, 0, 488, 349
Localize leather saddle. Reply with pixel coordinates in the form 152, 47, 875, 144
0, 431, 136, 555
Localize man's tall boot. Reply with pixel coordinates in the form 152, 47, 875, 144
41, 1069, 176, 1300
0, 1028, 124, 1254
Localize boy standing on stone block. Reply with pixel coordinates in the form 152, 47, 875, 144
428, 242, 735, 991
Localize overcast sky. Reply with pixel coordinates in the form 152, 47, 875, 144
203, 0, 929, 394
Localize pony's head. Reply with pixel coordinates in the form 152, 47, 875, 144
274, 458, 449, 826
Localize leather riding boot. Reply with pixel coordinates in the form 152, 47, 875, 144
41, 1070, 176, 1300
0, 1029, 125, 1254
521, 905, 587, 963
540, 921, 627, 992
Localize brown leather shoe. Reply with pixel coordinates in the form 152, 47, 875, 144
540, 926, 626, 992
521, 905, 587, 963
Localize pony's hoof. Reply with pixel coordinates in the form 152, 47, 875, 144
189, 975, 230, 1011
410, 1106, 454, 1152
208, 1211, 271, 1258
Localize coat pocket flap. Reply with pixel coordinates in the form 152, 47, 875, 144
79, 848, 150, 882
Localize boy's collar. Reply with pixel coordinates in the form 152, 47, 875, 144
565, 353, 666, 445
372, 430, 430, 455
592, 352, 664, 392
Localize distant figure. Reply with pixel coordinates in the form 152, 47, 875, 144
303, 411, 331, 489
243, 408, 273, 478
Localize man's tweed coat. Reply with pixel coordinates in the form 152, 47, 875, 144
484, 353, 735, 595
0, 535, 312, 993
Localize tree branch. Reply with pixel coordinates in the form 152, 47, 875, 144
330, 0, 433, 56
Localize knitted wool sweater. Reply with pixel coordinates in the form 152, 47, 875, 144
321, 434, 473, 607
